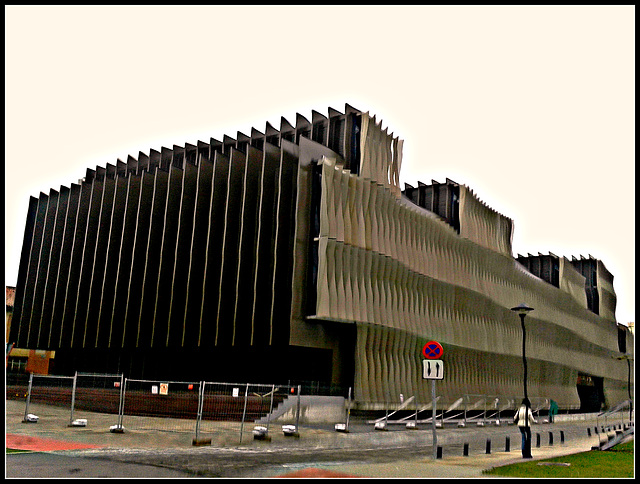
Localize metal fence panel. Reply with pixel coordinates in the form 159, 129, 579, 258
195, 382, 287, 443
22, 374, 75, 426
120, 379, 200, 432
70, 372, 123, 426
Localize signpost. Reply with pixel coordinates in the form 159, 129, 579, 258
422, 341, 444, 460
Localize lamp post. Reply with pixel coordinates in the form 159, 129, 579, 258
614, 354, 634, 422
511, 303, 534, 458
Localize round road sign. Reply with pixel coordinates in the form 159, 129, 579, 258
422, 341, 444, 359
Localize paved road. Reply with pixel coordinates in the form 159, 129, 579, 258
6, 452, 193, 478
6, 420, 610, 478
6, 399, 629, 478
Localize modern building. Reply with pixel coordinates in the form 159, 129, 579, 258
8, 104, 633, 412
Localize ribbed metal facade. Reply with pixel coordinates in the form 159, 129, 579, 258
10, 104, 632, 410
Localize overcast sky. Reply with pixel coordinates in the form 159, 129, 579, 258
5, 5, 634, 326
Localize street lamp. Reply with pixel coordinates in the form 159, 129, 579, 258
613, 353, 634, 422
511, 303, 534, 458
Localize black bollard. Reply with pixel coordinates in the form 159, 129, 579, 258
505, 436, 510, 452
463, 443, 469, 456
549, 431, 553, 446
486, 438, 491, 454
437, 446, 443, 459
536, 433, 541, 448
560, 430, 565, 443
587, 427, 591, 437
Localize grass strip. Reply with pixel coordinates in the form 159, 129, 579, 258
484, 439, 634, 478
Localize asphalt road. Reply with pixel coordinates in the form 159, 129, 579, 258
6, 420, 601, 478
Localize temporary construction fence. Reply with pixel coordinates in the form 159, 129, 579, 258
69, 372, 124, 426
20, 372, 124, 427
15, 373, 314, 444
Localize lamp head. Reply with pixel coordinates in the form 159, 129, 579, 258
510, 303, 534, 315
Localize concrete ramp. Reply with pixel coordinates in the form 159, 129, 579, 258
598, 426, 634, 451
254, 395, 345, 425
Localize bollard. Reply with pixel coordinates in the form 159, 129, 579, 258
549, 431, 554, 446
463, 443, 469, 456
437, 446, 443, 459
536, 433, 541, 447
587, 427, 591, 437
505, 436, 510, 452
485, 438, 491, 454
560, 430, 565, 443
594, 426, 599, 434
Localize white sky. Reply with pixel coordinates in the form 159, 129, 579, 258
5, 6, 635, 326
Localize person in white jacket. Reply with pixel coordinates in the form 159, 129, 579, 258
514, 398, 537, 458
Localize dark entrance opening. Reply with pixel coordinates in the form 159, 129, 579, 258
576, 372, 605, 412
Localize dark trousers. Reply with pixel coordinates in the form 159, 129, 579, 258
519, 425, 532, 458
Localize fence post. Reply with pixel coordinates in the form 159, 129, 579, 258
194, 381, 205, 442
119, 378, 127, 429
295, 385, 301, 433
116, 375, 125, 429
239, 383, 249, 444
347, 387, 352, 431
266, 384, 275, 435
69, 371, 78, 426
22, 372, 34, 422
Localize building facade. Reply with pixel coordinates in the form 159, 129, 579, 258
9, 104, 632, 411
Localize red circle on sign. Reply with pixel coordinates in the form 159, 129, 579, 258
422, 341, 444, 359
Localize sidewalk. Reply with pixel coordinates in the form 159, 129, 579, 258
5, 399, 622, 478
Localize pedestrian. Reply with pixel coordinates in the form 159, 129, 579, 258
548, 399, 558, 423
514, 398, 537, 458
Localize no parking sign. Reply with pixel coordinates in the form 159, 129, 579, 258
422, 341, 444, 359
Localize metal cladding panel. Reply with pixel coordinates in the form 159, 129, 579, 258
215, 148, 246, 347
458, 185, 513, 256
81, 177, 115, 348
168, 161, 198, 347
122, 171, 155, 348
28, 189, 59, 349
71, 177, 105, 347
21, 193, 49, 347
59, 182, 92, 348
107, 174, 142, 348
288, 136, 345, 350
151, 166, 184, 348
48, 184, 81, 348
94, 176, 129, 348
137, 168, 169, 348
10, 196, 38, 346
232, 146, 263, 346
183, 156, 214, 348
270, 140, 300, 346
38, 186, 70, 349
597, 260, 617, 322
250, 143, 280, 346
198, 150, 229, 348
559, 256, 588, 308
